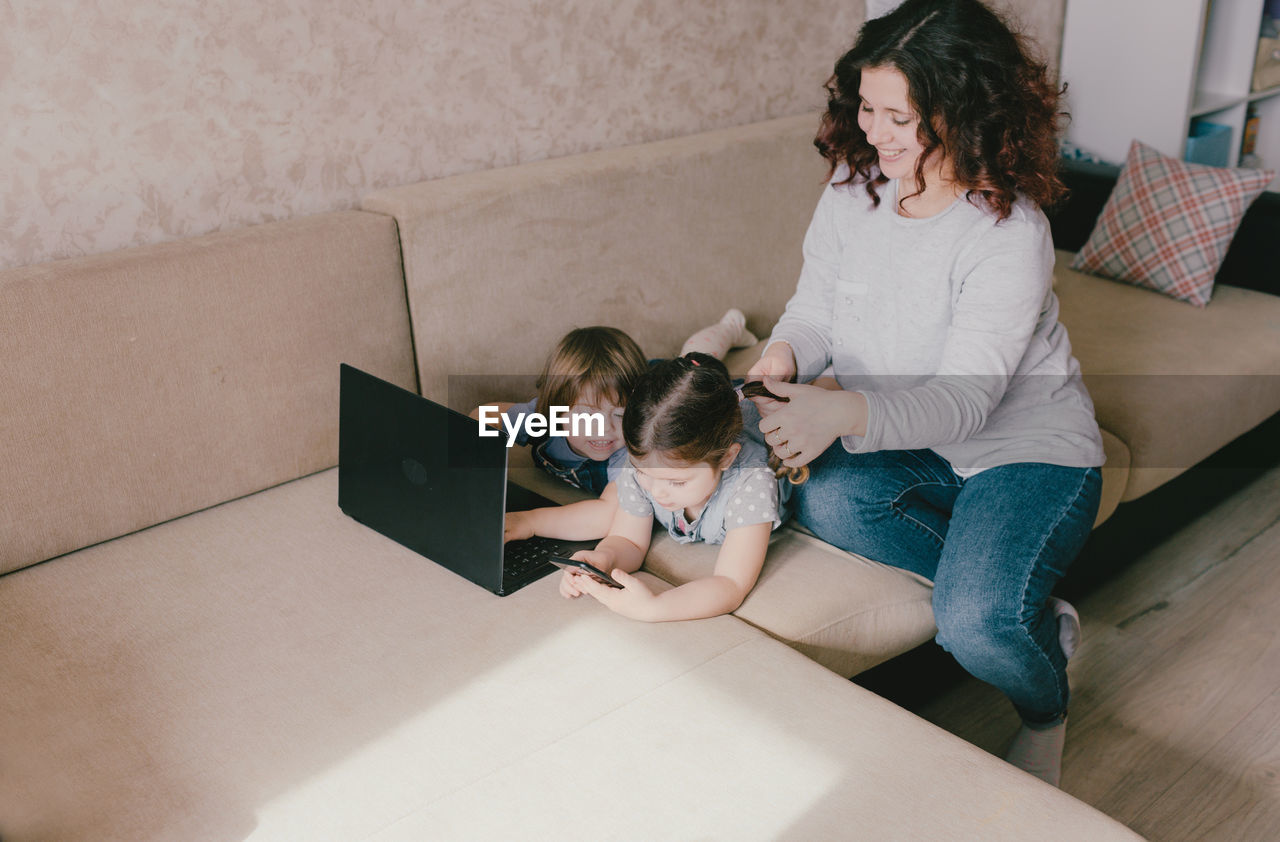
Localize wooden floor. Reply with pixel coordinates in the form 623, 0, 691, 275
869, 460, 1280, 840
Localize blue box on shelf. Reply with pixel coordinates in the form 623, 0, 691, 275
1185, 121, 1233, 168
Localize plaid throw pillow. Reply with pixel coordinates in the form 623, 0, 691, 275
1071, 140, 1274, 306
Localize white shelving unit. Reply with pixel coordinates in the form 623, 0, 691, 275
1060, 0, 1280, 192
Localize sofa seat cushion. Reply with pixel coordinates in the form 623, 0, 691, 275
0, 469, 1138, 841
1055, 250, 1280, 500
511, 446, 935, 677
644, 527, 935, 676
1095, 428, 1131, 524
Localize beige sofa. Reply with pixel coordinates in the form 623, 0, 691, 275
10, 111, 1274, 840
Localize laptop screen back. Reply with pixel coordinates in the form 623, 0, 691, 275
338, 364, 508, 592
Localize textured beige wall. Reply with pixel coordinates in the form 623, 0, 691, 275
0, 0, 1063, 271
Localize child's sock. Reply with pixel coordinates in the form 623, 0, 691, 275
1049, 596, 1081, 660
680, 308, 758, 358
1003, 719, 1067, 787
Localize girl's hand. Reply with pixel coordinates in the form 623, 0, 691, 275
559, 568, 587, 598
573, 568, 657, 620
503, 510, 536, 543
757, 380, 868, 468
559, 549, 614, 599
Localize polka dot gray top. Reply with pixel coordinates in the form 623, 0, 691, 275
616, 435, 788, 545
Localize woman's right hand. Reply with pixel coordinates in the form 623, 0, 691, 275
747, 341, 797, 382
746, 342, 797, 418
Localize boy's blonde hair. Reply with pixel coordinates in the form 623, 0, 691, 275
535, 326, 648, 413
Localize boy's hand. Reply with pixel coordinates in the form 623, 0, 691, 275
503, 510, 536, 543
574, 568, 656, 620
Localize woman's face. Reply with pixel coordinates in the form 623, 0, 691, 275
856, 65, 927, 181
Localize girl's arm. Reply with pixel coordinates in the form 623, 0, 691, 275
560, 505, 652, 599
575, 521, 773, 622
505, 483, 619, 542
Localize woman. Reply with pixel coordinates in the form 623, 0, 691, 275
748, 0, 1104, 786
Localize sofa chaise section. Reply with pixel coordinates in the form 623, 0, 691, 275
0, 470, 1139, 840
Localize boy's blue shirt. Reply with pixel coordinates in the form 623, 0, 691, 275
505, 397, 625, 495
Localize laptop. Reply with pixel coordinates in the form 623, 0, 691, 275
337, 363, 596, 596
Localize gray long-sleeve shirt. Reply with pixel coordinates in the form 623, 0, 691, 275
767, 172, 1105, 475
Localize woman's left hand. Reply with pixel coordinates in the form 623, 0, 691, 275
572, 568, 657, 620
756, 380, 868, 468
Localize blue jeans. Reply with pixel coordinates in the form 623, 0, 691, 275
794, 446, 1102, 727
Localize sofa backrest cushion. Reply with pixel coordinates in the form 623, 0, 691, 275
0, 211, 416, 575
362, 113, 828, 411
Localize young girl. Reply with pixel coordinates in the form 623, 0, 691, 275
562, 353, 800, 622
487, 312, 758, 543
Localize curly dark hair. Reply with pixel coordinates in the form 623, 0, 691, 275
816, 0, 1067, 219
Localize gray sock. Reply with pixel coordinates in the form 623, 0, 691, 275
1049, 596, 1081, 660
1004, 719, 1067, 787
1003, 599, 1079, 786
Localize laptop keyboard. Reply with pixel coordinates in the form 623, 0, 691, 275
503, 535, 563, 584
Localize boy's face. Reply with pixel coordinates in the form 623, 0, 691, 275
565, 390, 625, 462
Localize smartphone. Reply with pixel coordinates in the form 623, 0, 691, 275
548, 556, 624, 588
